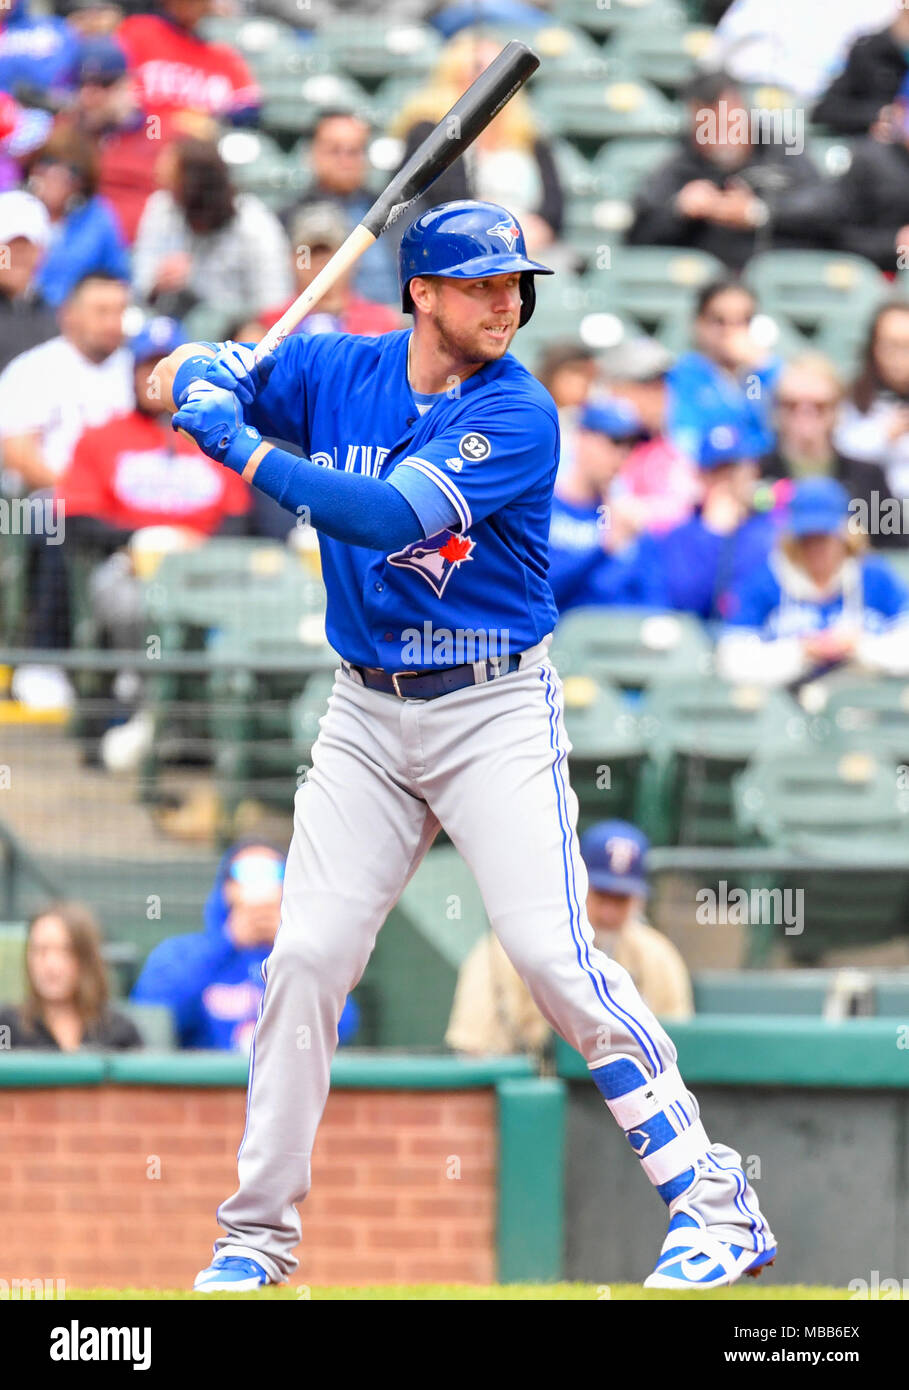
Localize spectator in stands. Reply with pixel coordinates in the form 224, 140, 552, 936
117, 0, 261, 127
446, 819, 693, 1057
133, 136, 293, 328
0, 901, 142, 1050
548, 400, 666, 614
718, 476, 909, 683
258, 202, 401, 340
599, 335, 700, 534
707, 0, 894, 102
628, 70, 824, 273
761, 355, 906, 549
0, 0, 81, 105
0, 270, 131, 708
389, 31, 564, 259
820, 75, 909, 270
665, 279, 782, 461
279, 110, 399, 307
131, 839, 359, 1051
22, 125, 130, 307
56, 35, 187, 246
536, 340, 599, 481
0, 90, 52, 192
835, 301, 909, 513
813, 2, 909, 134
62, 0, 125, 40
657, 421, 780, 623
0, 189, 57, 373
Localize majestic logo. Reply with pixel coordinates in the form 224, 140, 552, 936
487, 218, 521, 252
387, 529, 475, 597
459, 432, 490, 462
444, 456, 464, 473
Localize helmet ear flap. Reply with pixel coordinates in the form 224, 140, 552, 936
519, 272, 536, 327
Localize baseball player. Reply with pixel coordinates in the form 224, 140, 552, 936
154, 200, 776, 1292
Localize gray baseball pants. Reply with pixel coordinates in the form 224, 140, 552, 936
213, 640, 773, 1279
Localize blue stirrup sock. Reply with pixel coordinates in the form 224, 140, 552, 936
589, 1054, 711, 1205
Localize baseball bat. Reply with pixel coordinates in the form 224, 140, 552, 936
253, 39, 540, 360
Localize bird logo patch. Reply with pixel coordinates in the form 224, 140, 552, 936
487, 218, 521, 252
387, 529, 475, 597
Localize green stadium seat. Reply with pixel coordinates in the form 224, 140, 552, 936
515, 22, 612, 80
289, 670, 337, 768
199, 13, 301, 58
550, 607, 713, 692
307, 19, 441, 86
638, 677, 807, 845
532, 75, 683, 143
261, 71, 375, 138
692, 969, 832, 1016
559, 675, 648, 830
557, 0, 691, 39
0, 921, 25, 1007
218, 129, 299, 211
656, 305, 814, 361
119, 1001, 177, 1050
813, 678, 909, 770
604, 22, 713, 90
593, 244, 725, 328
591, 135, 675, 194
875, 548, 909, 590
507, 274, 644, 369
743, 251, 888, 340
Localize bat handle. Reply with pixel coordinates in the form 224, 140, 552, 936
253, 223, 378, 363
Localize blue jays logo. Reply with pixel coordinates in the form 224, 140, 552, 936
387, 529, 475, 598
487, 218, 521, 252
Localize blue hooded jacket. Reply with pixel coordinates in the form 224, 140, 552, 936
0, 0, 81, 97
131, 839, 359, 1050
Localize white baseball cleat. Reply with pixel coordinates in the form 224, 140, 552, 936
644, 1206, 777, 1290
193, 1255, 273, 1292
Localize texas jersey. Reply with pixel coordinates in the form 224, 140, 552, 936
245, 327, 561, 671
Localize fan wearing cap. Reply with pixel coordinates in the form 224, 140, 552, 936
447, 819, 693, 1057
132, 839, 359, 1051
718, 475, 909, 685
656, 419, 781, 623
547, 400, 667, 614
0, 188, 57, 372
598, 335, 700, 535
255, 203, 402, 343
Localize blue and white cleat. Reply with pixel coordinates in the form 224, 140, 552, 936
644, 1207, 777, 1290
193, 1256, 273, 1293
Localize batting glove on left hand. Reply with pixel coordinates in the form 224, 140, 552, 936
203, 341, 276, 405
172, 382, 264, 473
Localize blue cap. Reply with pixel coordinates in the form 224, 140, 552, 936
696, 420, 762, 469
129, 316, 187, 363
580, 820, 649, 897
78, 36, 128, 84
787, 476, 849, 537
579, 398, 646, 442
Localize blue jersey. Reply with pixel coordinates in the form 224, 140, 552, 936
657, 509, 779, 622
247, 328, 561, 671
724, 553, 909, 637
665, 351, 781, 459
547, 494, 666, 613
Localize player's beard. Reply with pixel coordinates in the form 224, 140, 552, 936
430, 304, 518, 364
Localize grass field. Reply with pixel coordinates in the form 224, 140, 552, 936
68, 1284, 850, 1301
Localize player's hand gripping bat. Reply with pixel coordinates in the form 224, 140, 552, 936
253, 39, 540, 361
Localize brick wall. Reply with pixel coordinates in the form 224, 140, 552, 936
0, 1086, 498, 1289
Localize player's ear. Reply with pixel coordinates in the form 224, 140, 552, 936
408, 275, 436, 314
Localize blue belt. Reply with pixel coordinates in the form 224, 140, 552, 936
344, 653, 522, 700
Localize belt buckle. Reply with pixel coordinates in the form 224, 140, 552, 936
391, 669, 420, 698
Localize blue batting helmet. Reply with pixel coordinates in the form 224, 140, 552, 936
399, 200, 553, 326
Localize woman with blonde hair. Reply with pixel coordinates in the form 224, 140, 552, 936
0, 901, 141, 1050
717, 476, 909, 686
388, 29, 563, 255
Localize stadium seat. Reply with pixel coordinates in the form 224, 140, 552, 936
813, 679, 909, 770
514, 22, 612, 80
733, 749, 909, 961
743, 251, 888, 340
306, 19, 442, 86
604, 22, 713, 91
557, 0, 691, 39
119, 1001, 178, 1050
559, 674, 648, 831
289, 670, 337, 768
592, 244, 725, 327
692, 969, 832, 1016
0, 921, 25, 1007
656, 305, 814, 360
261, 71, 375, 138
218, 129, 299, 211
638, 676, 807, 845
532, 75, 683, 143
549, 607, 713, 692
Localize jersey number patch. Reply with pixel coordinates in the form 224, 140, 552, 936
459, 432, 491, 462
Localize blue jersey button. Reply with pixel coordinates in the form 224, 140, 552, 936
374, 582, 384, 592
